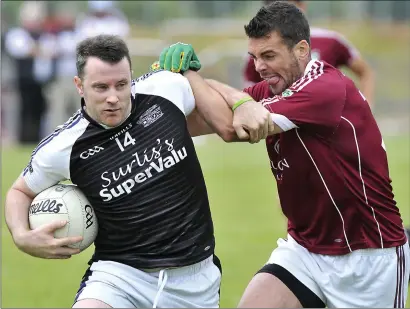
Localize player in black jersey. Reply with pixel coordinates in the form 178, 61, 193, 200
5, 35, 272, 308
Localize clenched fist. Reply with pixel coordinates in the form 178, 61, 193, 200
233, 100, 274, 143
159, 42, 201, 73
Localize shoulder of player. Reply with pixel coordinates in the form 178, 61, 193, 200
132, 70, 187, 89
131, 70, 193, 115
244, 80, 270, 101
33, 112, 89, 157
289, 60, 345, 95
310, 27, 343, 41
131, 71, 190, 99
311, 27, 353, 47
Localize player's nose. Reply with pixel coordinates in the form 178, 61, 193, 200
255, 58, 268, 73
106, 95, 119, 105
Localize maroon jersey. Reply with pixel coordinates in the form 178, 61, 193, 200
244, 27, 360, 85
244, 60, 406, 255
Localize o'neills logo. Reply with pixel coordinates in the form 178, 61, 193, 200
29, 199, 64, 215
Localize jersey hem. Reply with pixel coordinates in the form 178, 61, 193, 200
289, 231, 407, 255
92, 250, 215, 270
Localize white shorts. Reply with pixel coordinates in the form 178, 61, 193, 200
73, 255, 222, 308
259, 234, 409, 308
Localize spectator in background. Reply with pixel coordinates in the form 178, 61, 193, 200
1, 11, 18, 145
75, 1, 130, 41
244, 0, 375, 107
4, 1, 56, 144
45, 11, 79, 133
43, 1, 130, 133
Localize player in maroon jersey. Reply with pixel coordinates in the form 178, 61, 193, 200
244, 0, 375, 107
203, 2, 407, 307
157, 2, 409, 305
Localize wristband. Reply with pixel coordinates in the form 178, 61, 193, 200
232, 96, 254, 111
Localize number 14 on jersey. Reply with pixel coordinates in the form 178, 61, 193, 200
115, 132, 136, 152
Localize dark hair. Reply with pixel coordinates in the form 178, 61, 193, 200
246, 1, 310, 50
76, 34, 132, 78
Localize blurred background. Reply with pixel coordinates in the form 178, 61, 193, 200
1, 1, 409, 308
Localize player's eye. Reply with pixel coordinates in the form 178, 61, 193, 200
117, 83, 126, 89
95, 85, 107, 90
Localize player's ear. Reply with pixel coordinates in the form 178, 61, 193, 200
74, 76, 84, 97
297, 1, 307, 13
294, 40, 310, 61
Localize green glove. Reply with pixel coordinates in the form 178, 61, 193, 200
159, 42, 201, 73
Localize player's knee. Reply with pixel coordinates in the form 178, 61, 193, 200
72, 298, 112, 308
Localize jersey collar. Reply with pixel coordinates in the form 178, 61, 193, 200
304, 59, 316, 76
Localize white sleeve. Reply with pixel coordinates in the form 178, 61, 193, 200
132, 71, 196, 116
22, 116, 88, 194
23, 145, 68, 194
5, 28, 35, 58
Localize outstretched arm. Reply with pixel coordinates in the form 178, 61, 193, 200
183, 70, 237, 142
348, 57, 375, 108
157, 43, 274, 143
206, 79, 283, 135
184, 70, 274, 143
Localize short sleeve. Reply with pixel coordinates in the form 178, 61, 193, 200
132, 71, 195, 116
22, 115, 88, 194
263, 62, 346, 135
23, 146, 68, 194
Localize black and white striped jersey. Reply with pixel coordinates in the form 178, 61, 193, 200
22, 70, 215, 269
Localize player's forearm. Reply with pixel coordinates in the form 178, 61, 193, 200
5, 188, 33, 243
205, 79, 250, 108
349, 58, 375, 108
183, 71, 236, 142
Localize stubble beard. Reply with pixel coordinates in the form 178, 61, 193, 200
269, 54, 304, 95
287, 53, 304, 90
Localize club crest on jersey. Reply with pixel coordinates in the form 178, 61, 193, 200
281, 89, 293, 98
137, 104, 164, 128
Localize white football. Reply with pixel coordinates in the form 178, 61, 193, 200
29, 184, 98, 251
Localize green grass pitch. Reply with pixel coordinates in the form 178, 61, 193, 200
1, 135, 409, 307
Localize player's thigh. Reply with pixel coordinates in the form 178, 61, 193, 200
319, 243, 410, 308
73, 280, 135, 308
238, 272, 302, 308
73, 262, 137, 308
239, 237, 325, 308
